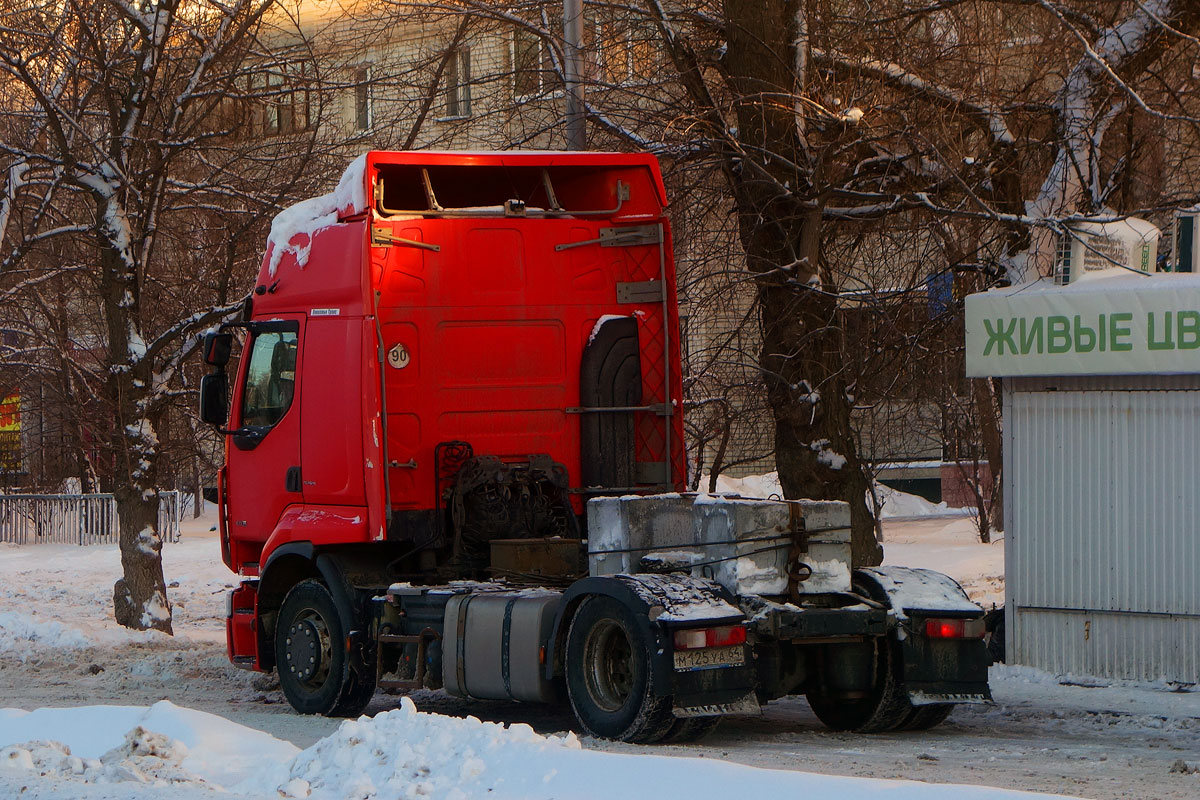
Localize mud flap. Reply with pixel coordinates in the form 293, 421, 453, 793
855, 566, 993, 706
673, 692, 760, 719
897, 628, 992, 705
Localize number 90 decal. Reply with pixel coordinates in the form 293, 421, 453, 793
387, 343, 410, 369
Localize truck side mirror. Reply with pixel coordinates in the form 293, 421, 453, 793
199, 372, 229, 427
203, 332, 233, 367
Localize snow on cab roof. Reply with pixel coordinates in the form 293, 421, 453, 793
266, 154, 367, 277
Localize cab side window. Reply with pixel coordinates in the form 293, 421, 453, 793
241, 331, 298, 427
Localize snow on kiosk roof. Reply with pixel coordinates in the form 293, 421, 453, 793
965, 272, 1200, 378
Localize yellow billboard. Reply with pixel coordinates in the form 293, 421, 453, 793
0, 394, 20, 473
0, 395, 18, 432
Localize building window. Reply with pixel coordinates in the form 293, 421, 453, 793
263, 71, 283, 135
592, 12, 634, 86
512, 29, 552, 98
1054, 231, 1073, 285
444, 48, 471, 118
255, 63, 311, 137
355, 66, 373, 131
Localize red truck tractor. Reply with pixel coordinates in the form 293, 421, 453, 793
199, 151, 990, 743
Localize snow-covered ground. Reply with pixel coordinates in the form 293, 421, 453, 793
1, 501, 1197, 799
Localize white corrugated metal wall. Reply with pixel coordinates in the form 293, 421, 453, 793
1004, 376, 1200, 684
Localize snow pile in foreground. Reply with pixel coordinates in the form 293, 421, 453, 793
0, 701, 297, 791
0, 698, 1083, 800
248, 697, 581, 799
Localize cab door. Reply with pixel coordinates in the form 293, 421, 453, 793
224, 316, 304, 570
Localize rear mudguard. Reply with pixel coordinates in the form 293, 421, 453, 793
855, 566, 993, 704
543, 574, 744, 699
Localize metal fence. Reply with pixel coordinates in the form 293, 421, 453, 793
0, 492, 182, 546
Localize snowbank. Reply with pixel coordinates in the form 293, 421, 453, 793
705, 471, 969, 518
0, 701, 297, 790
0, 611, 91, 660
872, 480, 961, 518
882, 516, 1004, 608
0, 697, 1083, 800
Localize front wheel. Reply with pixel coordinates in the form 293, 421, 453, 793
565, 596, 676, 743
275, 579, 375, 717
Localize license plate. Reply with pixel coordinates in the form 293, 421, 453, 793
672, 644, 745, 672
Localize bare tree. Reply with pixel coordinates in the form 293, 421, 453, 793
0, 0, 304, 631
0, 0, 506, 629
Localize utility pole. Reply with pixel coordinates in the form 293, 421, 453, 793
562, 0, 585, 150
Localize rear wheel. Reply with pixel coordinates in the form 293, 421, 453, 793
565, 596, 676, 743
898, 703, 954, 731
805, 636, 912, 733
275, 579, 375, 717
660, 715, 721, 743
985, 607, 1006, 664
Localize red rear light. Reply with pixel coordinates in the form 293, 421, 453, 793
924, 618, 985, 639
673, 625, 747, 650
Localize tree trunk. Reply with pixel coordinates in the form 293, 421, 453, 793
972, 377, 1003, 532
109, 369, 172, 634
720, 0, 882, 566
112, 483, 172, 634
93, 186, 173, 634
759, 277, 882, 566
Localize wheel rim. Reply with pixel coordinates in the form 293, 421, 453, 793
284, 608, 333, 689
582, 618, 634, 712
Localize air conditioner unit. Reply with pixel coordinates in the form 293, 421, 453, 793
1053, 216, 1160, 285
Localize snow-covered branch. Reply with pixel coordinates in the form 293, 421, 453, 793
143, 299, 247, 370
0, 161, 29, 249
811, 50, 1013, 144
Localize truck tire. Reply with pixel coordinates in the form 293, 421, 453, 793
565, 595, 676, 743
660, 716, 721, 744
276, 579, 375, 717
806, 636, 912, 733
985, 607, 1006, 664
898, 703, 954, 731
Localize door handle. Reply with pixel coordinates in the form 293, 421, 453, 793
285, 466, 302, 493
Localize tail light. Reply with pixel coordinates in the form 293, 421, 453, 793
924, 617, 986, 639
673, 625, 747, 650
